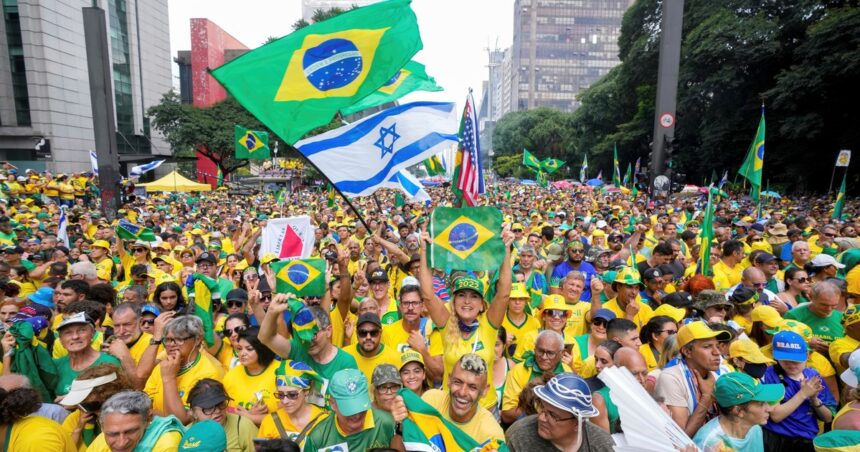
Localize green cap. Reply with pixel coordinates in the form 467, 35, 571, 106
601, 270, 618, 284
613, 267, 642, 286
329, 368, 371, 416
451, 276, 485, 296
714, 372, 784, 408
814, 430, 860, 452
178, 420, 227, 452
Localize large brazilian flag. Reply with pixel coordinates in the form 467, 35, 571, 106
210, 0, 422, 144
271, 258, 326, 297
399, 389, 508, 451
430, 207, 504, 271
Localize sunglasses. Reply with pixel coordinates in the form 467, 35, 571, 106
141, 319, 155, 326
544, 309, 568, 319
357, 329, 380, 338
592, 318, 609, 327
224, 326, 246, 336
794, 277, 810, 283
274, 391, 302, 401
226, 300, 245, 308
132, 248, 147, 253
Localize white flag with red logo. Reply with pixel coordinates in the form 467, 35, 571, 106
259, 216, 315, 260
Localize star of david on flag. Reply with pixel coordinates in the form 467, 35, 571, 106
374, 123, 399, 158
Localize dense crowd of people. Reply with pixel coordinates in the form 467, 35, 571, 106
1, 166, 860, 451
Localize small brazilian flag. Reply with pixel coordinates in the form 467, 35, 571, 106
116, 219, 157, 242
276, 188, 288, 204
326, 184, 336, 208
540, 157, 565, 174
833, 173, 847, 219
210, 0, 422, 144
342, 60, 442, 116
424, 154, 445, 177
234, 125, 270, 160
430, 206, 504, 271
523, 149, 542, 170
271, 258, 326, 297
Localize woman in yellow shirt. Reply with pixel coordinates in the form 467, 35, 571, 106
222, 326, 279, 425
9, 265, 37, 298
0, 385, 76, 452
258, 360, 328, 441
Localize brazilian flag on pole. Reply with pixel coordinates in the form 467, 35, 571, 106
430, 206, 504, 271
523, 149, 542, 170
833, 173, 847, 219
116, 219, 157, 242
613, 144, 621, 188
234, 125, 270, 159
271, 259, 326, 297
210, 0, 422, 144
341, 60, 442, 116
399, 389, 509, 452
623, 162, 632, 187
739, 104, 765, 202
326, 184, 336, 208
540, 157, 565, 174
698, 187, 716, 276
424, 154, 445, 177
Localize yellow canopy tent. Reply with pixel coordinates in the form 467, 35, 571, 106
136, 171, 212, 192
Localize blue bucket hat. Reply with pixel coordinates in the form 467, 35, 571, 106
772, 331, 808, 362
27, 287, 54, 309
534, 372, 599, 418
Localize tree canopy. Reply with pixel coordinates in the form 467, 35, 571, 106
492, 0, 860, 192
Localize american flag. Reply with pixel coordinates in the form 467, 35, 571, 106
454, 92, 484, 206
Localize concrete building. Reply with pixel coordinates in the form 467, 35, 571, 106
510, 0, 634, 112
0, 0, 172, 172
301, 0, 382, 21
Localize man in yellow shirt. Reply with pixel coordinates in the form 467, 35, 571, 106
106, 302, 158, 388
603, 267, 654, 329
86, 391, 184, 452
90, 239, 115, 281
830, 305, 860, 374
712, 239, 745, 291
346, 312, 401, 382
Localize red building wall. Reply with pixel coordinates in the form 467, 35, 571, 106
190, 19, 249, 186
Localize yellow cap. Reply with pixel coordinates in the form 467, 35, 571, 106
677, 320, 732, 348
653, 304, 685, 323
539, 294, 572, 316
399, 350, 424, 370
729, 338, 774, 364
751, 305, 782, 329
91, 240, 111, 251
509, 283, 530, 299
260, 253, 279, 265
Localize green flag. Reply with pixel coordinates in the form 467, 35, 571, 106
613, 144, 621, 188
276, 188, 288, 204
738, 106, 765, 201
234, 125, 270, 159
424, 154, 445, 176
523, 149, 542, 170
536, 170, 548, 187
623, 162, 632, 187
540, 157, 565, 174
271, 259, 327, 297
210, 0, 422, 144
395, 192, 405, 207
116, 219, 157, 242
429, 206, 504, 271
341, 60, 442, 115
698, 187, 715, 276
216, 167, 223, 187
326, 184, 336, 208
834, 173, 847, 219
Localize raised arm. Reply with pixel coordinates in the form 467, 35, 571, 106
486, 228, 514, 328
372, 227, 410, 264
335, 248, 353, 319
417, 230, 450, 328
257, 294, 293, 358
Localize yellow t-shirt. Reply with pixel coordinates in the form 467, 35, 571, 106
11, 415, 76, 452
500, 312, 540, 353
215, 339, 238, 370
257, 404, 328, 440
563, 301, 593, 337
733, 314, 752, 335
222, 362, 279, 414
502, 361, 572, 412
62, 410, 90, 452
640, 343, 659, 372
440, 314, 499, 410
712, 260, 743, 291
144, 351, 225, 414
761, 344, 836, 378
94, 258, 114, 281
85, 430, 182, 452
829, 335, 860, 375
346, 343, 402, 384
513, 329, 582, 373
602, 298, 654, 330
128, 332, 153, 364
381, 318, 435, 354
422, 389, 505, 446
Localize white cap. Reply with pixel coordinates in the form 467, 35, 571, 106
58, 372, 117, 406
401, 276, 419, 289
841, 349, 860, 388
596, 220, 608, 229
810, 254, 845, 269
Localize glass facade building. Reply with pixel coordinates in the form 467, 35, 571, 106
3, 0, 30, 126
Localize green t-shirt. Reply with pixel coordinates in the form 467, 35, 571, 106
20, 259, 35, 272
54, 352, 121, 396
784, 303, 845, 343
288, 338, 357, 399
303, 407, 396, 452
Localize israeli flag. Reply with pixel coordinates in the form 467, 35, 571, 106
89, 150, 99, 176
57, 207, 69, 247
130, 159, 165, 178
384, 170, 430, 202
294, 102, 458, 197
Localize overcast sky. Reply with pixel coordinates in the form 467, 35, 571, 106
168, 0, 514, 109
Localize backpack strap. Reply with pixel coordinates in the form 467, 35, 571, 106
271, 412, 289, 439
295, 412, 326, 445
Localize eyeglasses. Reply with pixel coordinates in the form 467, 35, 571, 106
226, 300, 245, 308
751, 283, 766, 289
274, 391, 301, 401
358, 329, 380, 338
223, 326, 246, 336
794, 277, 810, 283
534, 399, 576, 423
535, 348, 561, 359
568, 249, 584, 254
544, 309, 568, 319
375, 384, 402, 394
592, 319, 608, 327
658, 329, 678, 335
200, 401, 227, 415
162, 336, 194, 346
400, 301, 422, 308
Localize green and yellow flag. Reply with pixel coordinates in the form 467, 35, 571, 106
623, 162, 632, 187
276, 188, 288, 204
234, 125, 270, 159
739, 105, 765, 202
523, 149, 542, 170
326, 183, 336, 208
341, 60, 442, 116
833, 173, 847, 220
540, 157, 565, 174
271, 259, 326, 297
429, 206, 504, 271
187, 273, 221, 347
424, 154, 445, 177
116, 219, 157, 242
613, 144, 621, 188
211, 0, 422, 144
698, 187, 715, 277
